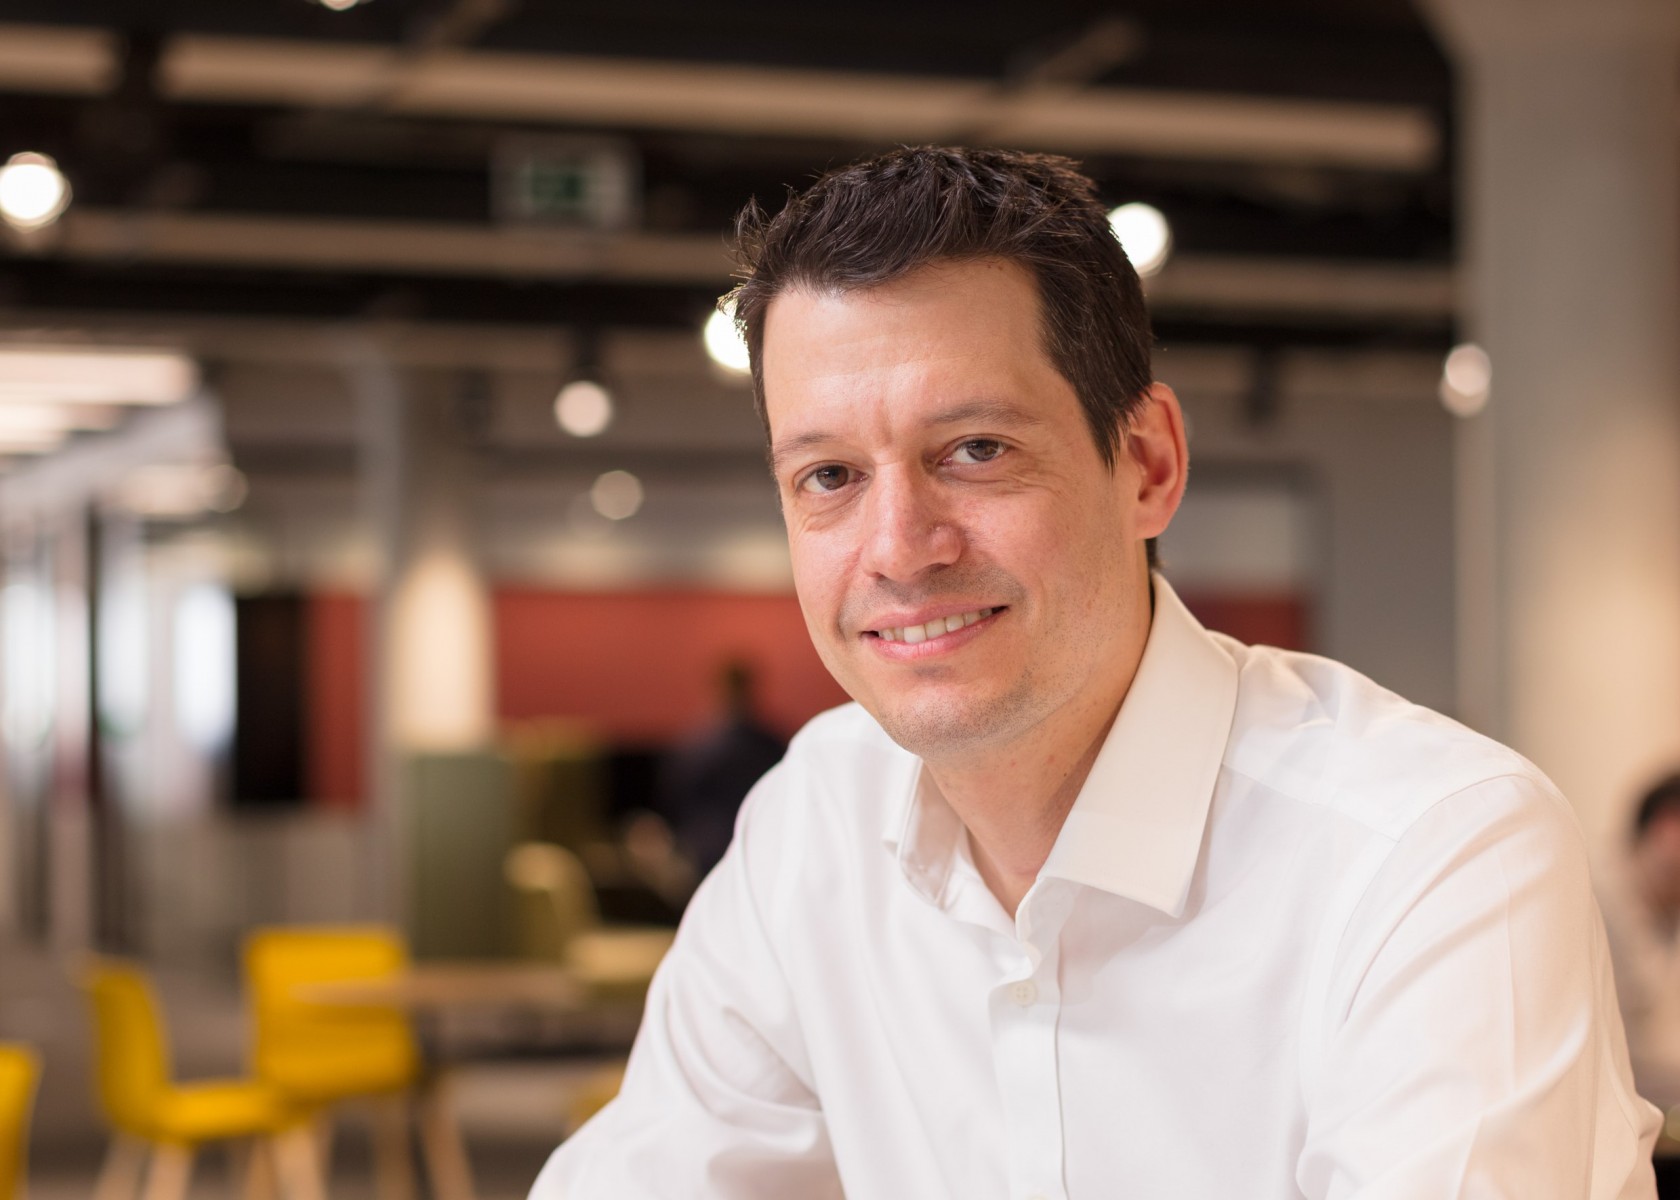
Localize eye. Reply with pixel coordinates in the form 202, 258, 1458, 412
949, 438, 1005, 465
797, 464, 854, 494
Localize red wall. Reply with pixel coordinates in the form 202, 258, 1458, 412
1177, 590, 1310, 656
301, 587, 1306, 807
301, 588, 849, 806
306, 592, 367, 808
493, 588, 847, 743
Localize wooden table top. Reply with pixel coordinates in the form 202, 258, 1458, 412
293, 960, 588, 1012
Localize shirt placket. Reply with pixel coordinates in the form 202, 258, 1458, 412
989, 881, 1075, 1200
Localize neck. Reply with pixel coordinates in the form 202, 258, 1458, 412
925, 683, 1128, 919
922, 571, 1158, 918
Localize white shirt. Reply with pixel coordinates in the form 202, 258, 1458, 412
1599, 868, 1680, 1114
533, 579, 1659, 1199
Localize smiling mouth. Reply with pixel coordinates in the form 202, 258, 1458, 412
871, 607, 1000, 645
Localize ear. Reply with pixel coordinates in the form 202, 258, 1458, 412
1121, 382, 1188, 540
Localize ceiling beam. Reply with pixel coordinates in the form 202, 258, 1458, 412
0, 24, 1439, 172
50, 207, 734, 285
0, 24, 114, 94
1146, 255, 1454, 322
170, 36, 1439, 171
32, 207, 1453, 322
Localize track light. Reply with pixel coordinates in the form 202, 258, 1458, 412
555, 379, 613, 438
703, 301, 750, 375
1107, 202, 1172, 277
0, 153, 71, 232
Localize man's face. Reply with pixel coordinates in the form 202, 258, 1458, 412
763, 258, 1182, 762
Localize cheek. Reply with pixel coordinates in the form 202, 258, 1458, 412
996, 495, 1131, 621
788, 531, 846, 631
958, 490, 1110, 576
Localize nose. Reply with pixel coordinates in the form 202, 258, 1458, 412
858, 464, 962, 582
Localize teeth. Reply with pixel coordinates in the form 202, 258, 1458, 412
877, 607, 994, 645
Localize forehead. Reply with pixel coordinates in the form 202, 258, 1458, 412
760, 259, 1062, 440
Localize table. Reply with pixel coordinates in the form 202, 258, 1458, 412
296, 961, 587, 1013
294, 960, 593, 1200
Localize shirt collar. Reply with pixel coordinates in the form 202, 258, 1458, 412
1040, 576, 1239, 916
883, 575, 1240, 918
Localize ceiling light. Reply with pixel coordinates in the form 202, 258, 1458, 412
1107, 202, 1172, 278
1439, 343, 1492, 418
554, 379, 613, 438
112, 463, 247, 518
0, 347, 198, 406
590, 469, 643, 520
0, 430, 66, 454
703, 301, 751, 375
10, 402, 123, 431
0, 403, 93, 437
313, 0, 369, 10
0, 153, 71, 232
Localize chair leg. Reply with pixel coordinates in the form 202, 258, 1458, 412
93, 1136, 148, 1200
241, 1138, 279, 1200
312, 1115, 335, 1181
372, 1094, 418, 1200
270, 1126, 327, 1200
417, 1072, 477, 1200
140, 1144, 194, 1200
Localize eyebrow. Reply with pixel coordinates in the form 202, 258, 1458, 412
769, 398, 1046, 476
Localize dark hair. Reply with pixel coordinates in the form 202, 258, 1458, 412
727, 145, 1155, 469
1635, 773, 1680, 839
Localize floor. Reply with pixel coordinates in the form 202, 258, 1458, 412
28, 1069, 583, 1199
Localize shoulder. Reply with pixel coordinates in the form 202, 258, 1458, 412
718, 702, 912, 945
775, 702, 917, 796
734, 701, 914, 850
785, 700, 901, 754
1219, 639, 1566, 843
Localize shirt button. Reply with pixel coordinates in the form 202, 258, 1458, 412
1010, 980, 1038, 1006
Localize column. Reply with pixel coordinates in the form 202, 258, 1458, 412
1423, 0, 1680, 852
355, 349, 498, 928
46, 504, 93, 953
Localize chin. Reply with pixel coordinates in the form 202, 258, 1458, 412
868, 686, 1046, 759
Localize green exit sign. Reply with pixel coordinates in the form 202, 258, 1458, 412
494, 138, 639, 230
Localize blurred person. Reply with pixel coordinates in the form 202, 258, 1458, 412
1601, 774, 1680, 1177
657, 660, 786, 877
532, 147, 1657, 1198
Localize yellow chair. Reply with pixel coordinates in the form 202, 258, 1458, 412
0, 1043, 39, 1200
81, 958, 323, 1200
243, 926, 419, 1106
243, 925, 458, 1200
504, 841, 675, 1005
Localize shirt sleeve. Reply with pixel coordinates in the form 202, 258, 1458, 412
1598, 879, 1680, 1113
1296, 775, 1661, 1200
529, 761, 844, 1200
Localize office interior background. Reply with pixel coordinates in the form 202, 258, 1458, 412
0, 0, 1674, 1194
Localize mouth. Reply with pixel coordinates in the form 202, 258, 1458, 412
868, 606, 1001, 646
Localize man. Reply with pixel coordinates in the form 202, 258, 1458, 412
533, 146, 1657, 1198
658, 661, 787, 878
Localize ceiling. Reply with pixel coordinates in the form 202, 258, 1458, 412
0, 0, 1457, 354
